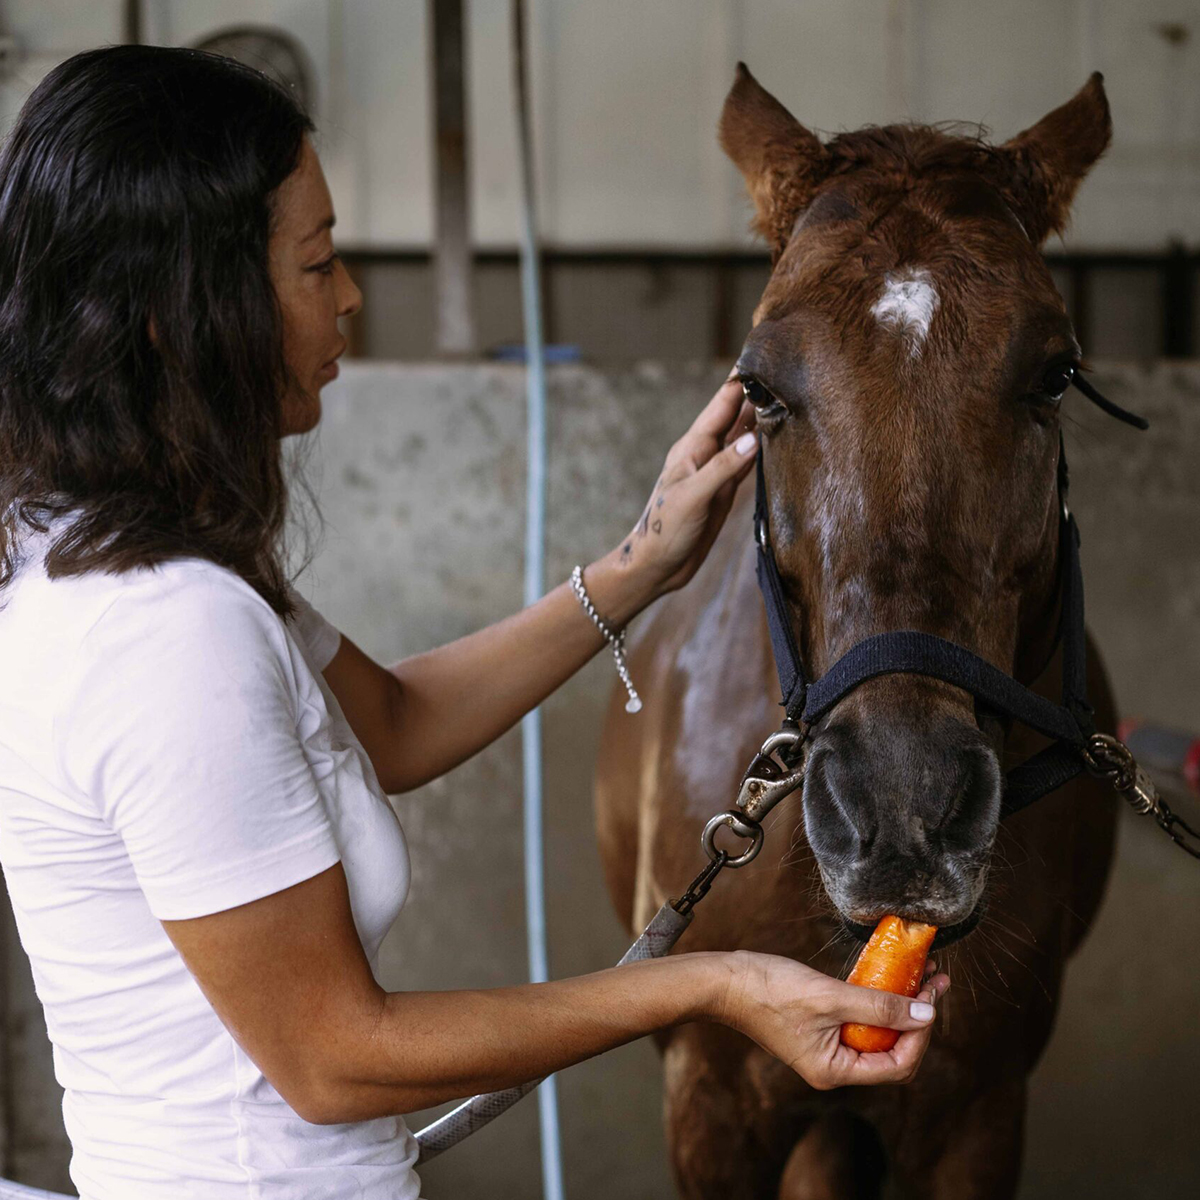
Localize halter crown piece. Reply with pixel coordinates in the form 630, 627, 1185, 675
749, 372, 1197, 855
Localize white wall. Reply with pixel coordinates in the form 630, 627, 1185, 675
0, 0, 1197, 251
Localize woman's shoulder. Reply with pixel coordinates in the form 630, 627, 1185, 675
6, 512, 274, 627
52, 559, 305, 755
3, 536, 273, 661
81, 557, 291, 659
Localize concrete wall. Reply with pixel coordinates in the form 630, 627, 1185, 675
3, 360, 1198, 1196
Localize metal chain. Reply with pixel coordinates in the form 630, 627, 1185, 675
1151, 798, 1200, 859
570, 564, 642, 713
671, 850, 730, 917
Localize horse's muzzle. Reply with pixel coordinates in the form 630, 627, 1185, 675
839, 894, 988, 951
801, 710, 1001, 942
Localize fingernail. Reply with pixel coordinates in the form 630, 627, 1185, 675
910, 1001, 935, 1021
735, 432, 757, 455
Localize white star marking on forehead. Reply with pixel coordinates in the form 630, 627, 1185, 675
871, 268, 940, 356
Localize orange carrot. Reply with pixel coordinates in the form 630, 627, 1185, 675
839, 915, 939, 1053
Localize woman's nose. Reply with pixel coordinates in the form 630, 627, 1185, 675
336, 261, 363, 318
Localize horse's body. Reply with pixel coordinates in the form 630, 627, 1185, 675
595, 66, 1121, 1199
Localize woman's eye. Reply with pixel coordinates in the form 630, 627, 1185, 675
310, 252, 341, 276
741, 377, 784, 415
1037, 362, 1077, 401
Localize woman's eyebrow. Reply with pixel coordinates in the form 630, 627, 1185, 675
299, 214, 336, 244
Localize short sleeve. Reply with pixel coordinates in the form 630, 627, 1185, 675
54, 571, 343, 921
284, 582, 342, 672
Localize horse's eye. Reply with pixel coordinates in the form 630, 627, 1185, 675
741, 377, 782, 413
1038, 362, 1077, 401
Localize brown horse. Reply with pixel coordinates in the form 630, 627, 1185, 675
595, 65, 1120, 1200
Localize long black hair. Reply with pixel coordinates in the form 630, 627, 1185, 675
0, 43, 323, 617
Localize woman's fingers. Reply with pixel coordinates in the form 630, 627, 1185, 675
690, 375, 746, 442
662, 377, 746, 481
722, 398, 757, 447
827, 977, 943, 1032
837, 1011, 934, 1084
826, 975, 950, 1087
677, 414, 759, 507
625, 375, 758, 595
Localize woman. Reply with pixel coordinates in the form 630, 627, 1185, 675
0, 44, 949, 1200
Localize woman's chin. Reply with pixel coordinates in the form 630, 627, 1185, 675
280, 397, 321, 438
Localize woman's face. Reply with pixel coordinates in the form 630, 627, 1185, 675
269, 137, 362, 437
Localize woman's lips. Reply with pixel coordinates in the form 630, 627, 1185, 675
319, 342, 347, 380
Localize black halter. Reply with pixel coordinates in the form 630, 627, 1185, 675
752, 371, 1149, 819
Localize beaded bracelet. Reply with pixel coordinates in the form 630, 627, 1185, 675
570, 564, 642, 713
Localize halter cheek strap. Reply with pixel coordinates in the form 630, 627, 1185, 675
752, 371, 1148, 820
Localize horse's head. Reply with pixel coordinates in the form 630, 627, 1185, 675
721, 65, 1111, 947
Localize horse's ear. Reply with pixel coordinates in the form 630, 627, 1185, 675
1000, 72, 1111, 245
719, 62, 830, 259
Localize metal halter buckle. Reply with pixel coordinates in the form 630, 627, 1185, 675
1080, 732, 1200, 859
734, 723, 808, 823
1080, 733, 1160, 814
754, 509, 770, 552
697, 722, 809, 870
671, 723, 809, 915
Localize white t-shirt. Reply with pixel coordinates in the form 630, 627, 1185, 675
0, 510, 423, 1199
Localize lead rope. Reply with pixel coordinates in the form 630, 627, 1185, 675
413, 723, 809, 1162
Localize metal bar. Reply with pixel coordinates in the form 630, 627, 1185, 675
1162, 239, 1193, 357
122, 0, 142, 45
712, 257, 737, 360
428, 0, 475, 356
1069, 260, 1090, 351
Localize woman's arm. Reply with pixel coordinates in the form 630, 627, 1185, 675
325, 377, 759, 794
375, 546, 657, 792
161, 860, 947, 1126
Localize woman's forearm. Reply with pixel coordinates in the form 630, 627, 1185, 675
314, 950, 732, 1124
384, 544, 657, 792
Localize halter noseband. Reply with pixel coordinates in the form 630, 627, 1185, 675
751, 370, 1149, 819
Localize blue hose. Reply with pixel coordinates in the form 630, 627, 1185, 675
511, 2, 566, 1198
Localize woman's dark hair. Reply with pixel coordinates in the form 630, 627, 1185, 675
0, 43, 323, 617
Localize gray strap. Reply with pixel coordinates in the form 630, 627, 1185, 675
0, 1180, 74, 1199
413, 901, 693, 1163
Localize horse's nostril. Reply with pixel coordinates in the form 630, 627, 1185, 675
934, 743, 1003, 847
932, 779, 967, 832
803, 721, 1002, 863
801, 744, 873, 859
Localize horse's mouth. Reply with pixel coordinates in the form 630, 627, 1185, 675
838, 895, 987, 952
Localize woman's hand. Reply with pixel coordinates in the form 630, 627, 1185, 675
618, 373, 759, 602
715, 949, 951, 1090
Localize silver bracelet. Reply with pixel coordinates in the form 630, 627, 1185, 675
570, 564, 642, 714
